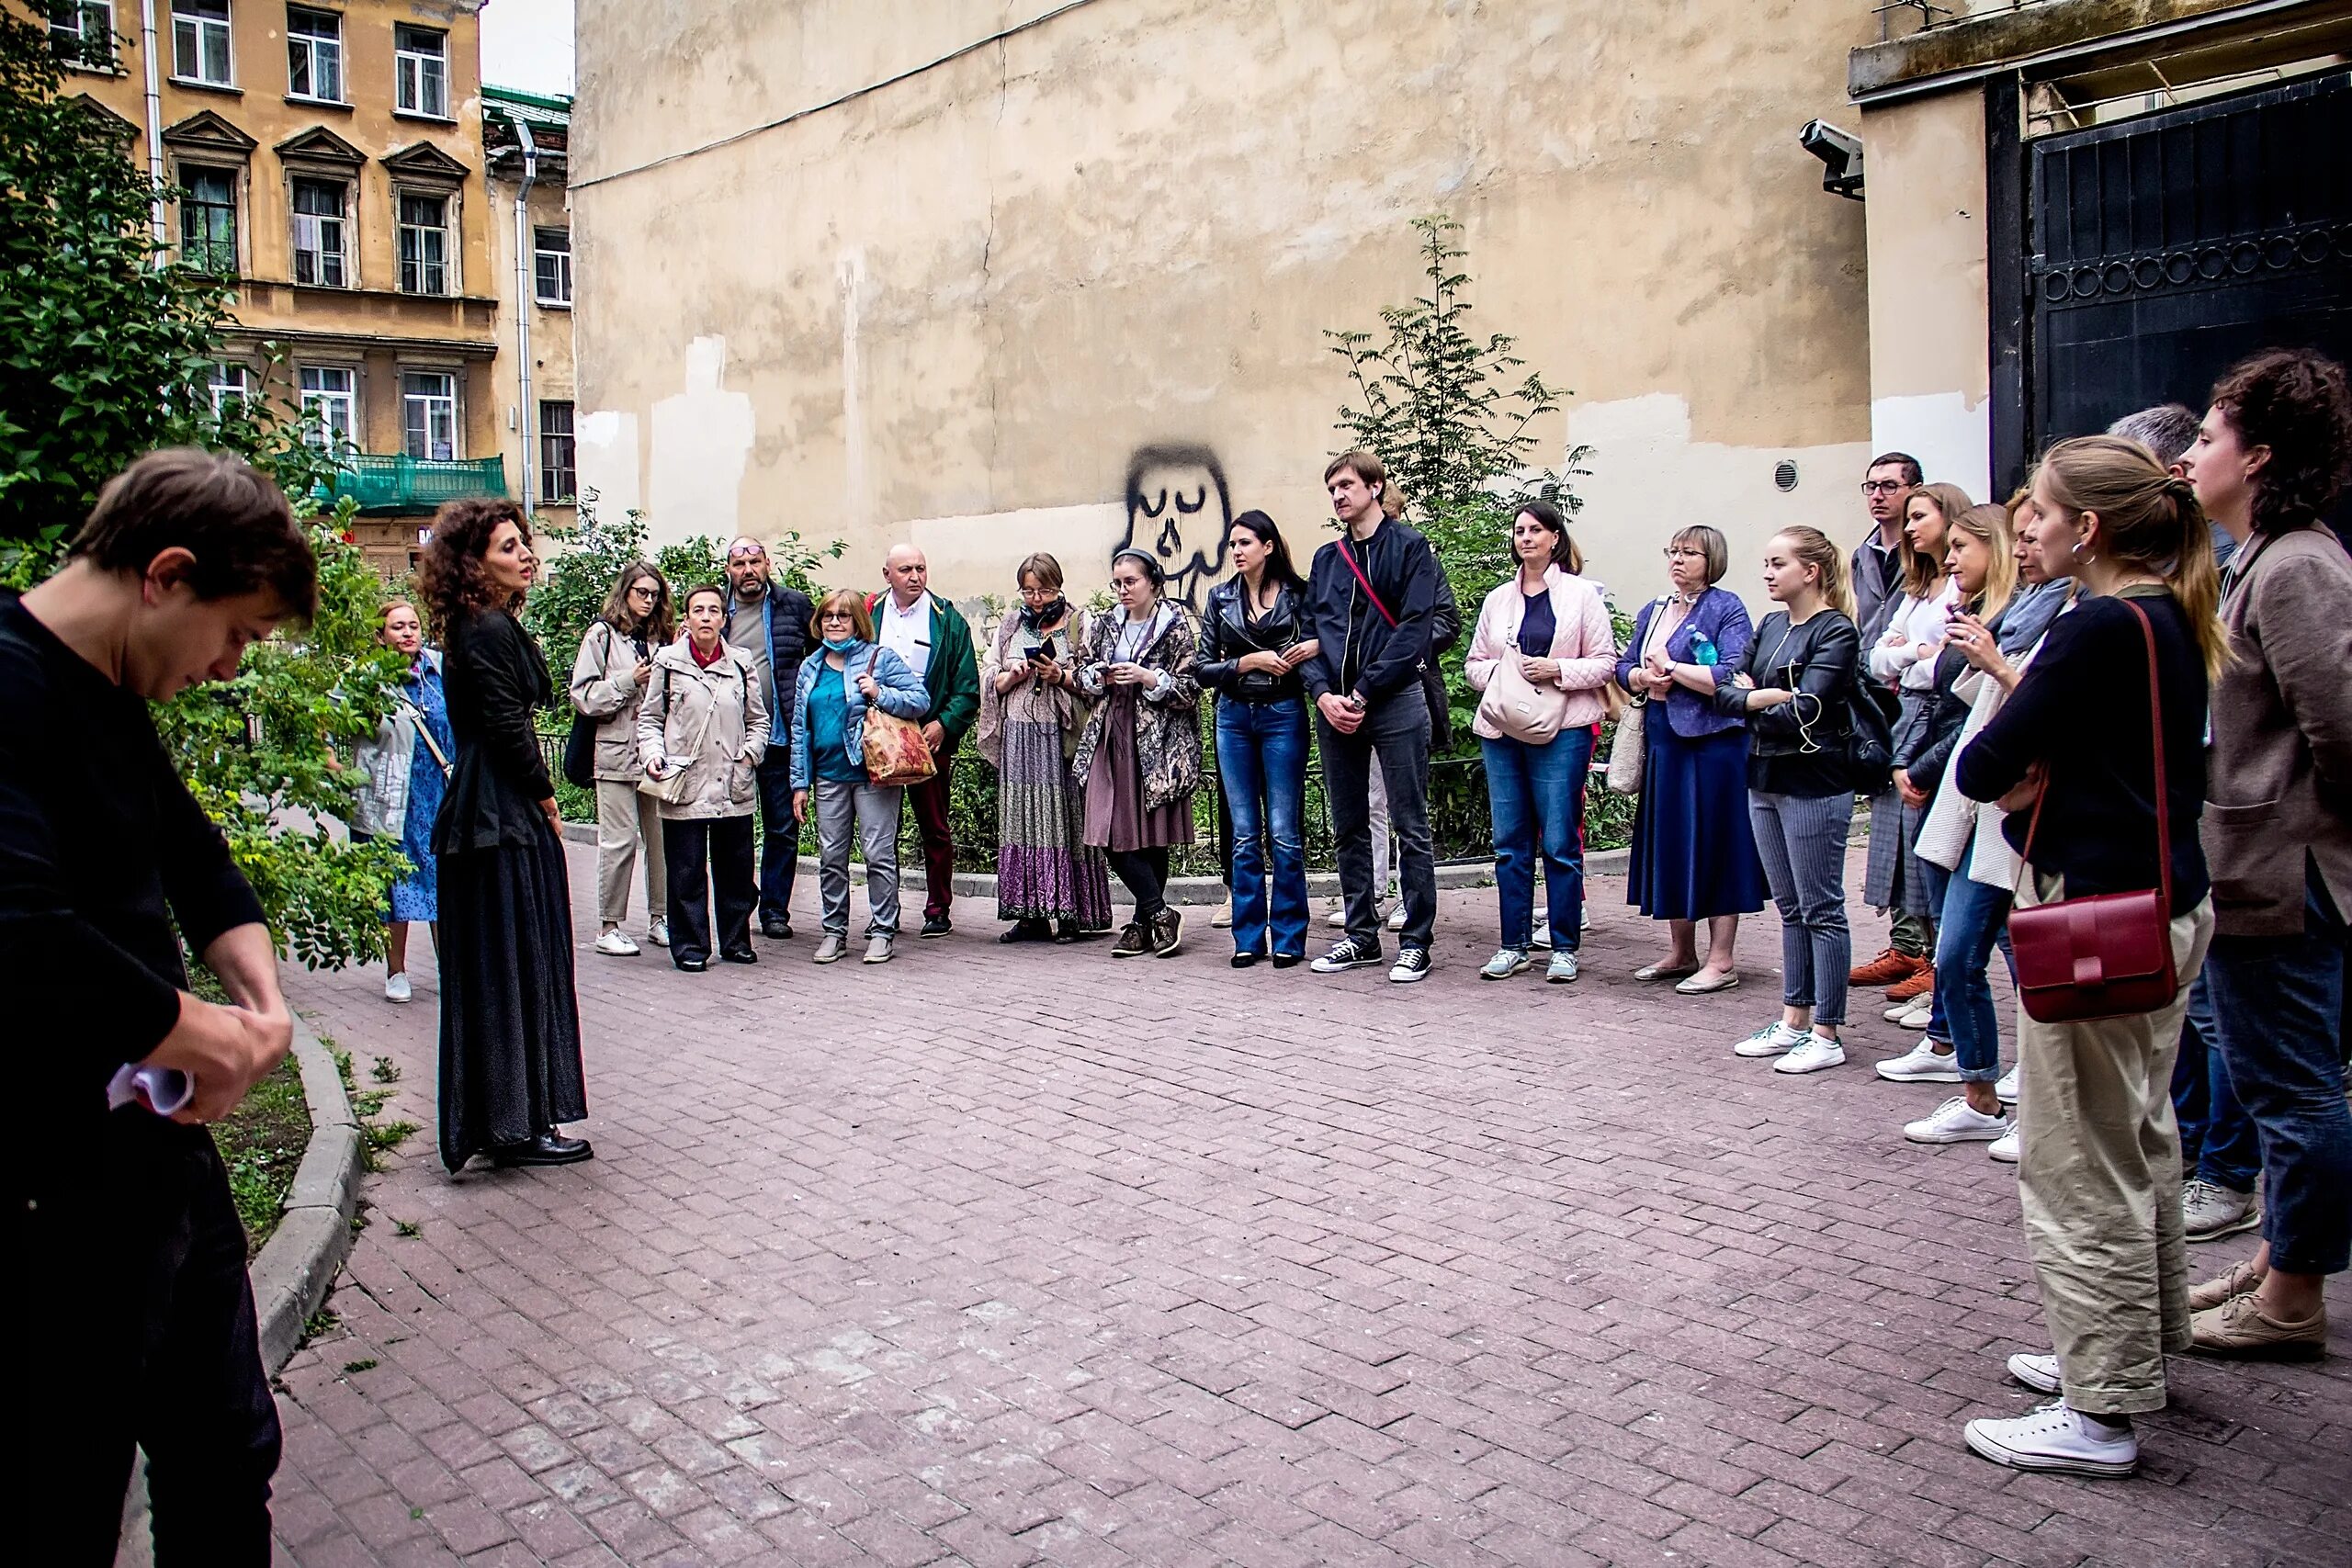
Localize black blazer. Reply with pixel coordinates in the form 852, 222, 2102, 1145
432, 607, 559, 855
1196, 576, 1308, 703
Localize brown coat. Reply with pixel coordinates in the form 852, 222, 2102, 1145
2203, 525, 2352, 936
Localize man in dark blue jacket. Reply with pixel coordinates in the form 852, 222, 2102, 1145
1304, 450, 1442, 983
723, 538, 815, 938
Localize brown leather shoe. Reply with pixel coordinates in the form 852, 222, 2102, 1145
2189, 1292, 2326, 1359
2188, 1258, 2266, 1312
1885, 963, 1939, 1003
1849, 946, 1924, 987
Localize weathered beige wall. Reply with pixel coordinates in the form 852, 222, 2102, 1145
572, 0, 1879, 613
1859, 87, 1995, 501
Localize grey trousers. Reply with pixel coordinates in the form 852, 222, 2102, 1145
1318, 698, 1435, 949
815, 777, 903, 936
1748, 789, 1854, 1026
594, 778, 667, 926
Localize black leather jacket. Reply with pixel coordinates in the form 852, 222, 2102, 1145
1197, 576, 1308, 704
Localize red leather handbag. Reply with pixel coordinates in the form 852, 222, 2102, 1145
2006, 599, 2179, 1023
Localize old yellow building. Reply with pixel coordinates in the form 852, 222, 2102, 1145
46, 0, 514, 574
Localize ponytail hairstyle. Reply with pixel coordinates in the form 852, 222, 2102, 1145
1948, 503, 2017, 624
1898, 481, 1973, 597
2037, 434, 2229, 679
2207, 348, 2352, 536
1775, 525, 1854, 619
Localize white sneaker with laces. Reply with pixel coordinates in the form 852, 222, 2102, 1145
1480, 948, 1529, 980
647, 918, 670, 949
1733, 1022, 1810, 1058
1388, 947, 1431, 984
1531, 931, 1553, 951
1773, 1036, 1848, 1074
383, 971, 412, 1004
1963, 1401, 2137, 1478
1327, 902, 1348, 928
594, 929, 640, 957
1876, 1038, 1964, 1083
2007, 1352, 2063, 1395
1995, 1063, 2019, 1103
1987, 1127, 2020, 1163
1905, 1096, 2010, 1144
2180, 1178, 2261, 1241
1545, 950, 1578, 984
1311, 937, 1383, 975
1385, 903, 1407, 932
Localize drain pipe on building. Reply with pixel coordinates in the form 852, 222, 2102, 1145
510, 117, 539, 511
140, 0, 165, 242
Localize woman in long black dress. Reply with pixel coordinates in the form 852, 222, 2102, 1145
420, 500, 592, 1170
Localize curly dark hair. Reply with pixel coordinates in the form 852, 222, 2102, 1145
2209, 348, 2352, 535
418, 498, 532, 635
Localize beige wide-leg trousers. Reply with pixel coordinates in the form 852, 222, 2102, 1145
595, 778, 668, 927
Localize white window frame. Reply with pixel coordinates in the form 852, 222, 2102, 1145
172, 0, 233, 88
538, 400, 576, 501
299, 364, 355, 451
401, 371, 458, 462
207, 361, 248, 417
392, 24, 448, 118
285, 6, 342, 103
396, 190, 449, 296
532, 227, 571, 306
290, 175, 348, 288
50, 2, 116, 69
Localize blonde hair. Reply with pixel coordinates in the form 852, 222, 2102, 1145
2038, 434, 2229, 679
808, 588, 874, 643
1773, 526, 1854, 619
1948, 503, 2017, 625
1900, 482, 1973, 598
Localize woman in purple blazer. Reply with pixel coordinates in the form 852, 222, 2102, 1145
1615, 525, 1768, 992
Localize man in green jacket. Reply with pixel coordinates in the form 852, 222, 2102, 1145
871, 545, 979, 935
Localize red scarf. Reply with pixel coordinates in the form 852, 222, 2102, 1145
689, 637, 725, 669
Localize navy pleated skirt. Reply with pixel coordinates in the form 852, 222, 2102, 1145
1625, 723, 1768, 921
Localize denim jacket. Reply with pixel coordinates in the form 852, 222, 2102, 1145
1614, 587, 1753, 739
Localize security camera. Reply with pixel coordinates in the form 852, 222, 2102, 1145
1800, 119, 1864, 201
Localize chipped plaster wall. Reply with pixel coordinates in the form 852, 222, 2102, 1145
572, 0, 1879, 613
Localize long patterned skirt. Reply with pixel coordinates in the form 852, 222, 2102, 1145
996, 716, 1113, 929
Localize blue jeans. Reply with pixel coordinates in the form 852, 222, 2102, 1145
2203, 867, 2352, 1276
1216, 699, 1310, 957
1923, 861, 2014, 1081
1482, 728, 1592, 950
2171, 977, 2262, 1192
1747, 790, 1853, 1026
754, 746, 800, 925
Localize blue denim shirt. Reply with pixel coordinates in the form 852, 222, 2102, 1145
1614, 587, 1755, 740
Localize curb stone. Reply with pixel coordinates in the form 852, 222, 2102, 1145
116, 1016, 362, 1568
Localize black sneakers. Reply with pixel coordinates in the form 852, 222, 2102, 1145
1311, 937, 1384, 974
921, 914, 953, 938
1110, 921, 1151, 957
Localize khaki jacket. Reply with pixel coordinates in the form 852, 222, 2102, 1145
636, 639, 770, 821
569, 621, 655, 782
2203, 525, 2352, 936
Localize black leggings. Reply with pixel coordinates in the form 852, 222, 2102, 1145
1106, 846, 1170, 921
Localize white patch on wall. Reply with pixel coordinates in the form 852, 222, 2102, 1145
1566, 393, 1874, 615
648, 335, 755, 543
574, 409, 641, 520
908, 502, 1128, 605
839, 250, 867, 532
1871, 391, 1991, 502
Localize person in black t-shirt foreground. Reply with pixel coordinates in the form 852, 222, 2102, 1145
2, 449, 318, 1562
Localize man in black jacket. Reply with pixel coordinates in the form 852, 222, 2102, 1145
722, 537, 814, 938
4, 449, 315, 1561
1304, 451, 1442, 983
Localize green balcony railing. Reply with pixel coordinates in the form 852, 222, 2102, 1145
313, 455, 507, 514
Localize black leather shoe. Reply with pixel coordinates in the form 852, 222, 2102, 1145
676, 956, 708, 973
492, 1131, 594, 1167
999, 919, 1050, 944
1230, 951, 1261, 969
720, 947, 759, 964
1271, 953, 1304, 970
762, 919, 793, 940
921, 914, 953, 938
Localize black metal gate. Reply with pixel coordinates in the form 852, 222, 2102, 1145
2025, 69, 2352, 466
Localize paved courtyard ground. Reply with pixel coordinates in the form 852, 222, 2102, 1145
268, 840, 2349, 1567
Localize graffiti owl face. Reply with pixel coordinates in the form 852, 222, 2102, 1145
1120, 444, 1231, 611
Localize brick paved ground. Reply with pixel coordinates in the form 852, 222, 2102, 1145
268, 840, 2349, 1567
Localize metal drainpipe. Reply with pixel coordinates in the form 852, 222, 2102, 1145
510, 118, 539, 511
140, 0, 165, 242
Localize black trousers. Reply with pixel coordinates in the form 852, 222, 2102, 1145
19, 1122, 281, 1564
662, 814, 756, 964
1106, 846, 1170, 921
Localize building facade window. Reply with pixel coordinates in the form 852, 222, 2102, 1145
178, 165, 237, 273
533, 227, 571, 305
299, 365, 354, 450
393, 24, 447, 118
50, 2, 116, 69
401, 371, 458, 461
286, 6, 342, 102
538, 400, 576, 501
172, 1, 232, 87
290, 176, 347, 287
207, 361, 248, 416
396, 192, 448, 294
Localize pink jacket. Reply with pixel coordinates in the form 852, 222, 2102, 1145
1464, 566, 1618, 740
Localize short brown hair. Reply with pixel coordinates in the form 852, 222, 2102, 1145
809, 588, 873, 643
1323, 449, 1405, 518
69, 447, 317, 620
1668, 525, 1728, 585
1017, 552, 1065, 594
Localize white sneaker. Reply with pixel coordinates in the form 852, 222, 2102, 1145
1385, 903, 1407, 932
1327, 902, 1348, 929
1876, 1038, 1964, 1083
1995, 1063, 2019, 1104
1773, 1036, 1848, 1074
2007, 1352, 2063, 1395
1963, 1401, 2137, 1478
1987, 1127, 2020, 1164
1480, 948, 1529, 980
1883, 996, 1921, 1022
2181, 1179, 2261, 1242
383, 971, 412, 1004
1894, 1000, 1935, 1031
1530, 931, 1553, 951
812, 932, 847, 964
647, 918, 670, 949
1904, 1096, 2010, 1144
594, 929, 640, 957
1545, 950, 1578, 984
1581, 907, 1593, 931
1733, 1022, 1810, 1058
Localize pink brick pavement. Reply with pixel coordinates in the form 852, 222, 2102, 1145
266, 840, 2350, 1566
